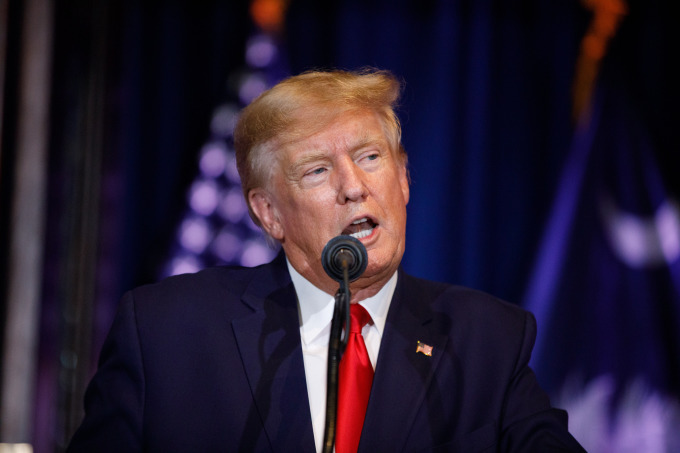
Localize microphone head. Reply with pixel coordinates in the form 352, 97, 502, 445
321, 235, 368, 282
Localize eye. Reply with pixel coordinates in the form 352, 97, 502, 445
300, 166, 328, 183
308, 167, 326, 175
357, 151, 381, 169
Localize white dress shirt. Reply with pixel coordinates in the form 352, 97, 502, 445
286, 259, 397, 453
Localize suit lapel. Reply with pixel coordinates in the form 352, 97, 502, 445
231, 256, 316, 452
360, 272, 449, 452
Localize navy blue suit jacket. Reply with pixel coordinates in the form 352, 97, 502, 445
68, 254, 584, 452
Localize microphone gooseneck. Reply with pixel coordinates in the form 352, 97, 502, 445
321, 235, 368, 282
321, 235, 368, 453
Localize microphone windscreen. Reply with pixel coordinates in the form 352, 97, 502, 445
321, 235, 368, 282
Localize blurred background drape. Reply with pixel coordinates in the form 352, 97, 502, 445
1, 0, 677, 451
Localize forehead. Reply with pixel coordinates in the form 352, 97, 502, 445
277, 109, 389, 161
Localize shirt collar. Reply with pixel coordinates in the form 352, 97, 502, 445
287, 257, 397, 346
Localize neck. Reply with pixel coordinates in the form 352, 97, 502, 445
285, 254, 393, 304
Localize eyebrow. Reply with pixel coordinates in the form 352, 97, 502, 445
351, 133, 387, 152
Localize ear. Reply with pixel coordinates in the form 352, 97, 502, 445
249, 188, 284, 240
399, 160, 410, 205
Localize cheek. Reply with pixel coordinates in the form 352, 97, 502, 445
302, 190, 337, 216
284, 194, 333, 230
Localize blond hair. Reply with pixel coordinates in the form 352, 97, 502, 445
234, 68, 406, 225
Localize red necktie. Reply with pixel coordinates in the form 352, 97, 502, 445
336, 304, 374, 453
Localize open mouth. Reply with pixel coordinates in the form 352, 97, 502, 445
341, 217, 377, 239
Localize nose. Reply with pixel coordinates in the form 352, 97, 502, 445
336, 159, 368, 204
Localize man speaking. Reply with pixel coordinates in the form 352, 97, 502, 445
68, 69, 585, 452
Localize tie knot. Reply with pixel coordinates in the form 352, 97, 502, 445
349, 304, 372, 333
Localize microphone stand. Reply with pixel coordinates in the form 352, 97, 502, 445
322, 265, 351, 453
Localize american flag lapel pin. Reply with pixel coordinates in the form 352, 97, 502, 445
416, 341, 433, 357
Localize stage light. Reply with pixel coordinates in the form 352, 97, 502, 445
211, 227, 242, 262
167, 254, 203, 276
246, 34, 277, 68
199, 142, 229, 178
241, 239, 277, 267
217, 187, 248, 223
179, 216, 212, 254
238, 73, 267, 105
189, 179, 219, 217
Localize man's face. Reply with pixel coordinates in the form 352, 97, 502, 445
249, 109, 410, 298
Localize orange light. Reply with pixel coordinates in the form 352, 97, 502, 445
572, 0, 628, 121
250, 0, 289, 34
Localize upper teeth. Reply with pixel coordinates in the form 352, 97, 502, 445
349, 217, 373, 239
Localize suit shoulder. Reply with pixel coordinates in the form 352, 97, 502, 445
401, 275, 538, 373
401, 273, 534, 332
131, 265, 254, 300
125, 260, 285, 320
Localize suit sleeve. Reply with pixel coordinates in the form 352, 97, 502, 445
499, 311, 586, 452
66, 292, 145, 452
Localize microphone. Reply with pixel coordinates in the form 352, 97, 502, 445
321, 235, 368, 453
321, 235, 368, 282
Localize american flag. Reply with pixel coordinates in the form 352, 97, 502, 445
416, 341, 433, 357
